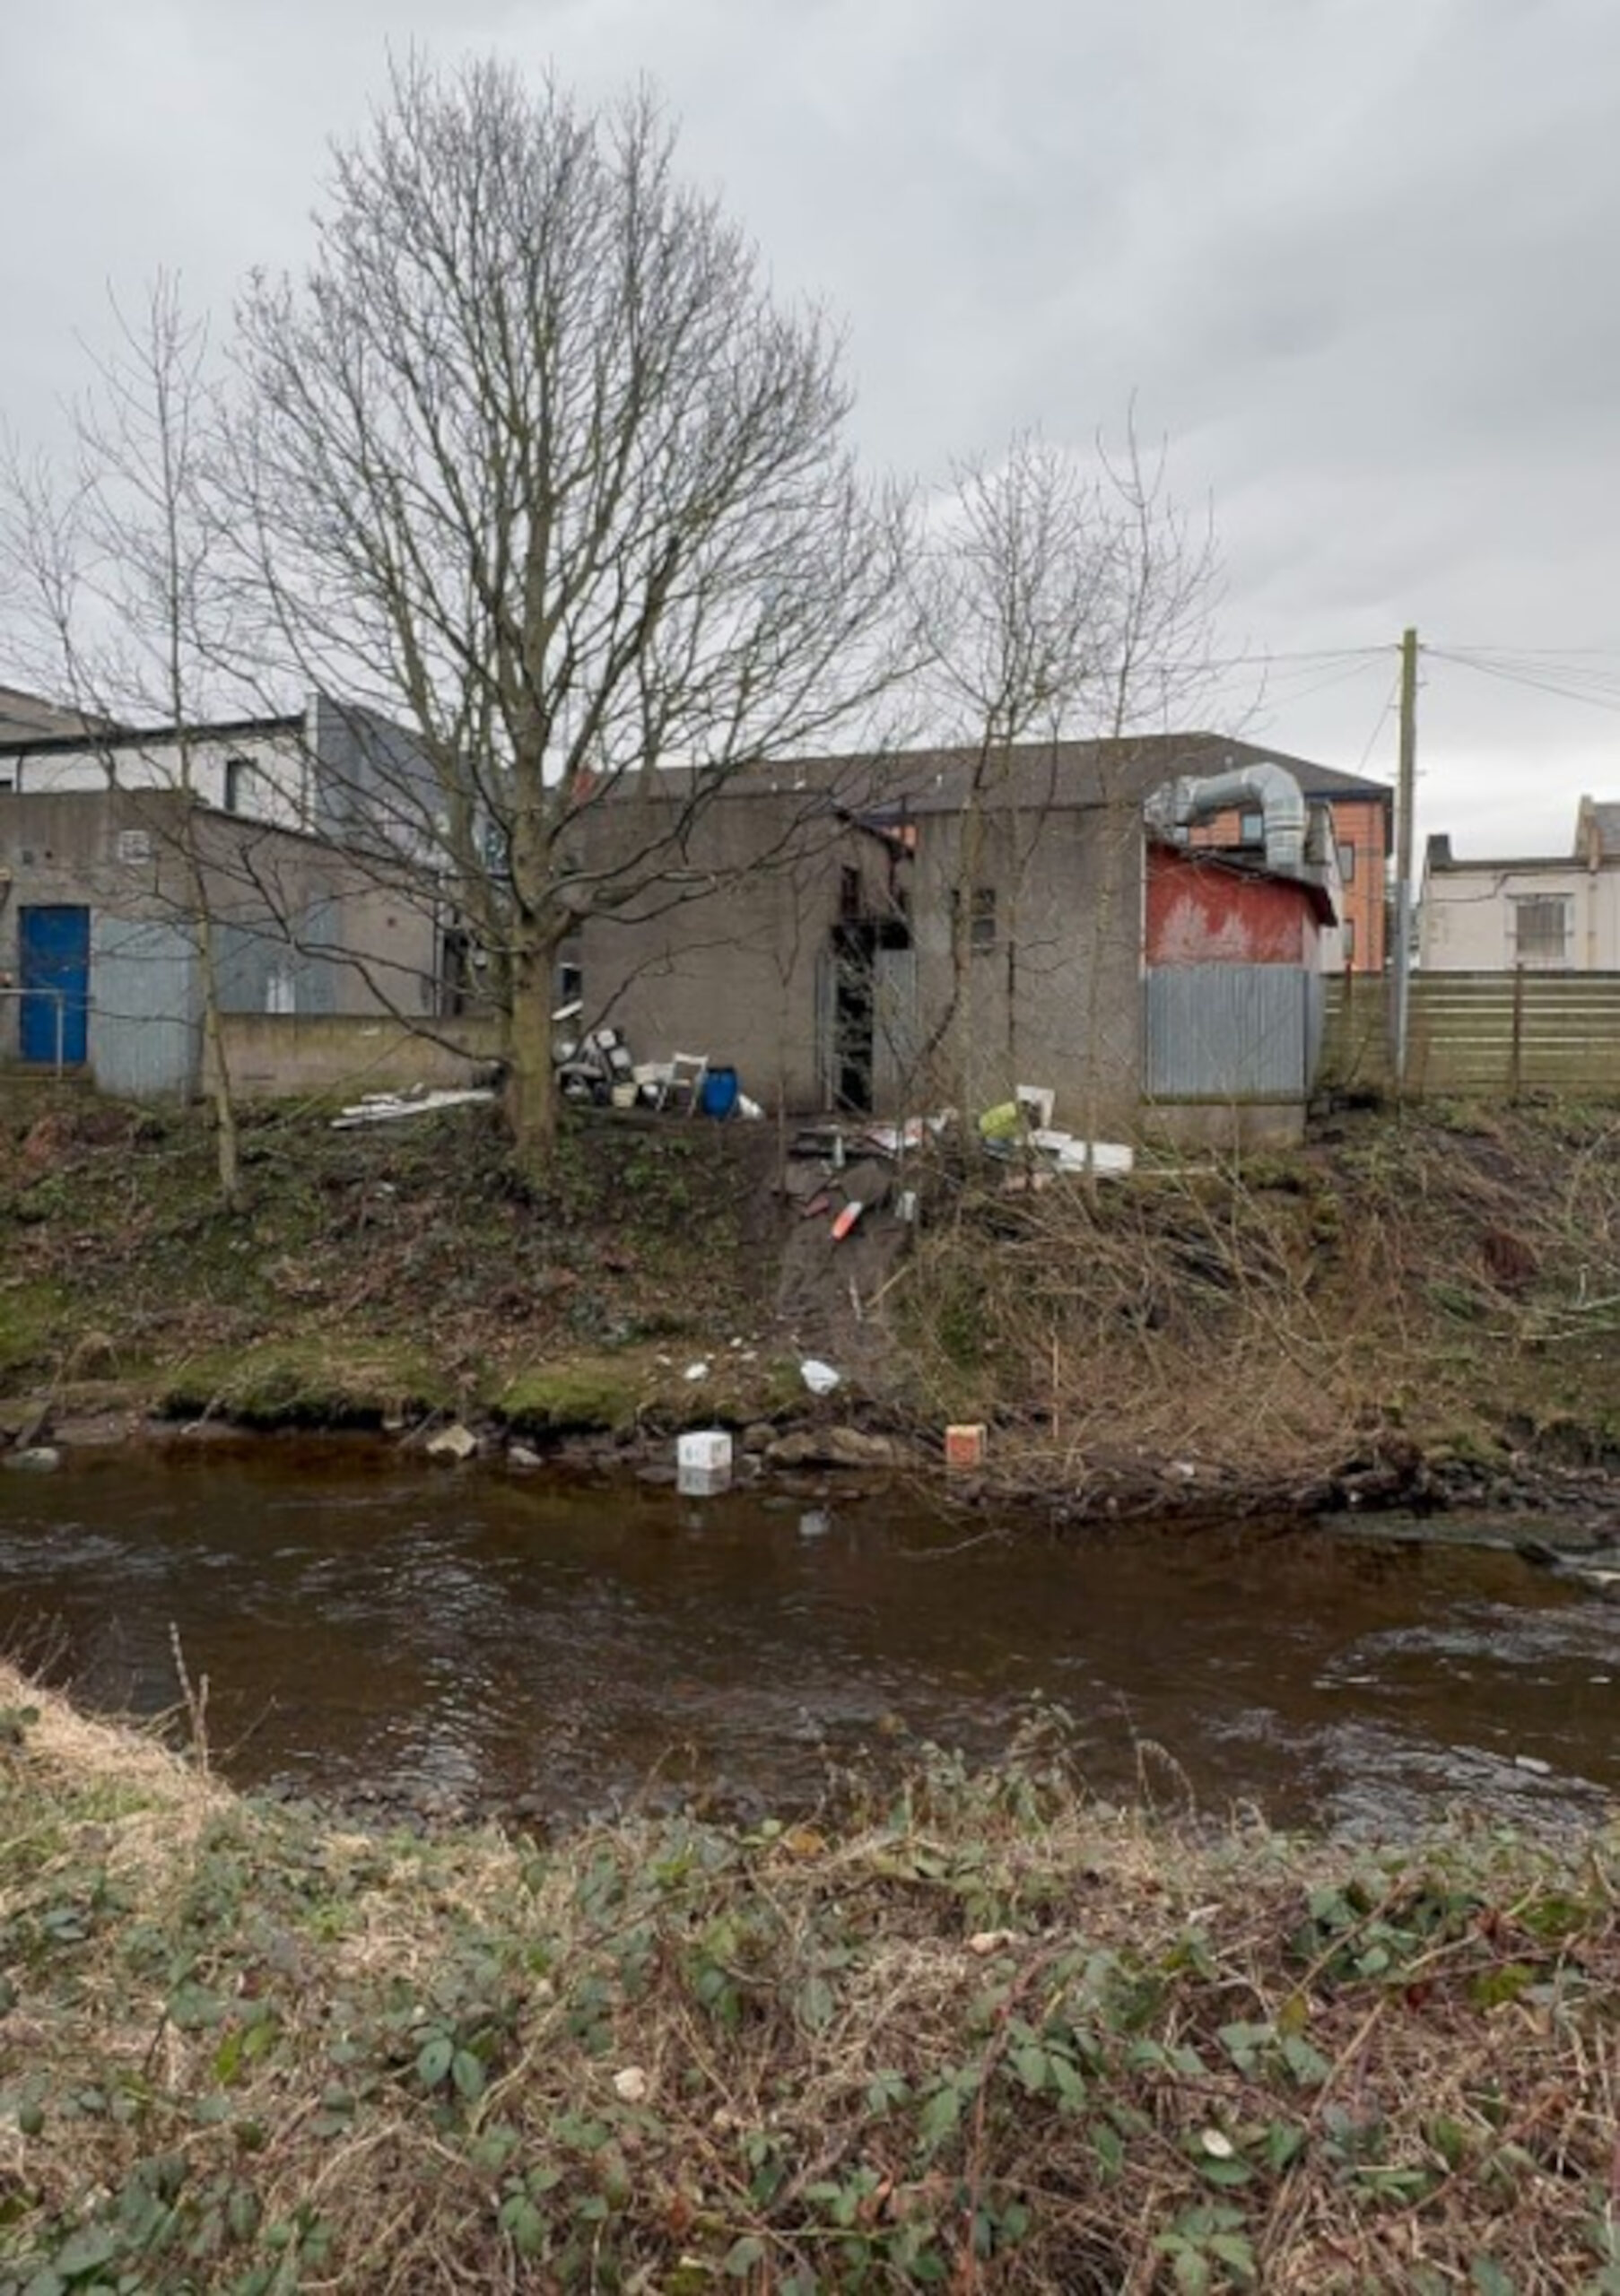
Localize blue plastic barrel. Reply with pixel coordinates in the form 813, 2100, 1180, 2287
700, 1065, 739, 1118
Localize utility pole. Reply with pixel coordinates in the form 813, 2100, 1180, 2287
1392, 625, 1419, 1092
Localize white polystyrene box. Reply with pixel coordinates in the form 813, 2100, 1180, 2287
677, 1430, 733, 1473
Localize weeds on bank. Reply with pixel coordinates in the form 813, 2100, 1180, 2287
897, 1144, 1388, 1504
895, 1102, 1620, 1500
3, 1665, 1620, 2292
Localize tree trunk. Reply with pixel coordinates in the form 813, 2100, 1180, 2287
195, 909, 242, 1213
505, 931, 562, 1177
175, 800, 243, 1215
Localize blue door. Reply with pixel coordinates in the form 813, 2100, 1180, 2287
19, 905, 91, 1065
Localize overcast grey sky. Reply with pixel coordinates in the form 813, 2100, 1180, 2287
4, 0, 1617, 855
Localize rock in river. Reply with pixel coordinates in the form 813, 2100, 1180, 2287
3, 1447, 63, 1474
767, 1427, 898, 1470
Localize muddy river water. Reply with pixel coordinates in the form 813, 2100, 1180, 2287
2, 1444, 1617, 1834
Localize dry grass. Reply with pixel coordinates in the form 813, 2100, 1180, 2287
897, 1147, 1395, 1510
2, 1667, 1619, 2291
892, 1104, 1620, 1511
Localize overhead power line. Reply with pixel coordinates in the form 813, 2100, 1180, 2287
1425, 648, 1620, 719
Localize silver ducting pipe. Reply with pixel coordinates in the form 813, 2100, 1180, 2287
1146, 761, 1308, 874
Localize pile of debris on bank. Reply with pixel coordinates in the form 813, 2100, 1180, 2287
783, 1094, 1134, 1241
553, 1010, 764, 1120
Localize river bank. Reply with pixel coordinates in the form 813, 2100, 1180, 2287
7, 1088, 1620, 1529
2, 1661, 1617, 2292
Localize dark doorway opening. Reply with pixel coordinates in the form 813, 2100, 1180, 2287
831, 915, 911, 1114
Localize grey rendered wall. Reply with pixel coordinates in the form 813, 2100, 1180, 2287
576, 793, 886, 1110
575, 786, 1145, 1126
191, 810, 440, 1021
311, 694, 441, 856
905, 801, 1145, 1130
217, 909, 338, 1016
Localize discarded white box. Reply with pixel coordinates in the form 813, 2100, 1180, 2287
677, 1430, 734, 1474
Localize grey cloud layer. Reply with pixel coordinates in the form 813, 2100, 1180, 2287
4, 0, 1617, 845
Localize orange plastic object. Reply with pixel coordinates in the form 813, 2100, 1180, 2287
945, 1423, 986, 1471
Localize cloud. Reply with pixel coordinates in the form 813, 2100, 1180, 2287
3, 0, 1617, 843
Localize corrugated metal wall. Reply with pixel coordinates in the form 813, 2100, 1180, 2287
1145, 964, 1316, 1101
87, 900, 348, 1100
89, 917, 199, 1098
216, 900, 340, 1016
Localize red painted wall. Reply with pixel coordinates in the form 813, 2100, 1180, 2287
1145, 845, 1313, 966
1189, 795, 1387, 970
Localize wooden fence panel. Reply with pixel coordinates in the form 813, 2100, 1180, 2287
1320, 972, 1620, 1098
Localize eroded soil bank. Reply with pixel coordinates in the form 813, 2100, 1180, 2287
3, 1662, 1619, 2292
7, 1086, 1620, 1530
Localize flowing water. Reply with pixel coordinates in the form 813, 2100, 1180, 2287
2, 1442, 1617, 1834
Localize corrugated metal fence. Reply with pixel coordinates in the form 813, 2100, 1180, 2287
1322, 971, 1620, 1097
88, 918, 199, 1098
1145, 964, 1321, 1103
76, 904, 352, 1100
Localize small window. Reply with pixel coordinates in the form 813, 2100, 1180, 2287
1239, 809, 1265, 845
1337, 839, 1356, 884
1342, 918, 1355, 963
839, 865, 863, 921
116, 828, 152, 865
952, 884, 997, 953
222, 755, 251, 813
1511, 893, 1572, 967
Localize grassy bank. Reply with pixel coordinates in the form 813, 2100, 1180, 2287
7, 1088, 1620, 1510
2, 1665, 1618, 2292
0, 1092, 785, 1441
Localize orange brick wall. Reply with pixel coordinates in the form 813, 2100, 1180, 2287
1187, 795, 1389, 970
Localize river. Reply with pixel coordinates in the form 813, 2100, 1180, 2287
2, 1443, 1616, 1834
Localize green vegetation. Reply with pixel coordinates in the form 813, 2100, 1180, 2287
10, 1089, 1620, 1510
0, 1281, 70, 1382
157, 1337, 455, 1430
3, 1665, 1618, 2292
495, 1347, 797, 1438
0, 1096, 774, 1436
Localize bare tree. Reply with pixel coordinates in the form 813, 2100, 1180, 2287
230, 56, 907, 1175
911, 422, 1222, 1137
0, 278, 248, 1208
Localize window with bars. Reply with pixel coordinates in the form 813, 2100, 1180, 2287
1511, 893, 1572, 967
